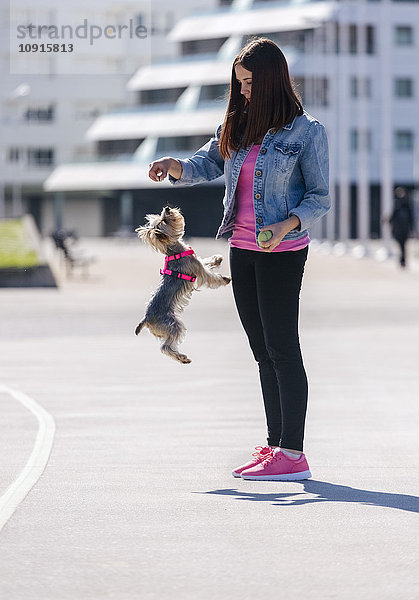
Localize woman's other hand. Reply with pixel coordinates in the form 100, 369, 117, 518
259, 216, 301, 252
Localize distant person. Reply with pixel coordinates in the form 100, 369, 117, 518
389, 187, 414, 268
148, 37, 330, 481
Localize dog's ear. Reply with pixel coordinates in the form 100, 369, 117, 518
144, 213, 159, 225
163, 206, 182, 221
135, 225, 148, 240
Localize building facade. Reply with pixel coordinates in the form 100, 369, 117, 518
0, 0, 210, 236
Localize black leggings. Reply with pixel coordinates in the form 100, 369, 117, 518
229, 245, 309, 451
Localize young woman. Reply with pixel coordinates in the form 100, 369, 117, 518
148, 37, 330, 481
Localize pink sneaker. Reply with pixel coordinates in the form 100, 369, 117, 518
240, 449, 312, 481
232, 446, 275, 478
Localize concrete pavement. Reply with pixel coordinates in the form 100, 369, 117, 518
0, 236, 418, 600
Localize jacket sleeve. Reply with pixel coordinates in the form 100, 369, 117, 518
288, 121, 331, 232
168, 123, 225, 186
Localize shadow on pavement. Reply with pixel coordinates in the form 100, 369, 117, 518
199, 480, 419, 513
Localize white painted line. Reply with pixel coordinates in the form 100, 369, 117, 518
0, 385, 56, 531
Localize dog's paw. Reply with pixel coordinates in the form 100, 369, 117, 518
179, 354, 192, 364
205, 254, 223, 268
222, 276, 231, 284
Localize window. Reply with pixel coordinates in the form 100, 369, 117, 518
199, 84, 229, 102
27, 148, 54, 166
395, 25, 414, 45
334, 22, 340, 54
156, 135, 210, 153
366, 25, 375, 54
8, 148, 20, 162
97, 139, 144, 157
8, 147, 55, 165
294, 77, 329, 107
344, 24, 375, 54
350, 129, 372, 151
24, 105, 54, 122
350, 129, 358, 151
350, 76, 372, 98
258, 30, 306, 53
395, 130, 413, 150
350, 76, 358, 97
181, 38, 227, 56
139, 87, 186, 105
349, 24, 357, 53
395, 78, 413, 97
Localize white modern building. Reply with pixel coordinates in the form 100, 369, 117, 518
4, 0, 419, 240
0, 0, 212, 235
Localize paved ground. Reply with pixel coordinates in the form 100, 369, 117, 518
0, 236, 418, 600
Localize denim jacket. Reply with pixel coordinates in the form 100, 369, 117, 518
168, 110, 330, 242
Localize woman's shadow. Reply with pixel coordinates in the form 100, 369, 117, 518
198, 480, 419, 513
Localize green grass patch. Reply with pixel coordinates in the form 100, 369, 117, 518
0, 219, 40, 268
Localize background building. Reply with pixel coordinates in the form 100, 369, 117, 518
2, 0, 418, 241
0, 0, 212, 236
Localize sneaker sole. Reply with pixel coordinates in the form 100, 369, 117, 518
232, 471, 242, 478
241, 470, 312, 481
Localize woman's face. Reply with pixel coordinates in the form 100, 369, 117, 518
234, 63, 252, 101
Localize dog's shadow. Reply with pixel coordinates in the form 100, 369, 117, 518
195, 480, 419, 513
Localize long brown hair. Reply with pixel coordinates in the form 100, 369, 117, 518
218, 36, 303, 160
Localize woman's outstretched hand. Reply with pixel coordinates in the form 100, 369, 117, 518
148, 157, 182, 182
258, 216, 301, 252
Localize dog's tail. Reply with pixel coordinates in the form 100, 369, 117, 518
135, 320, 146, 336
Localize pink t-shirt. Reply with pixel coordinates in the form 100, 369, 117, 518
229, 144, 310, 252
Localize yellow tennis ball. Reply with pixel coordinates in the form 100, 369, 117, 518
257, 230, 273, 245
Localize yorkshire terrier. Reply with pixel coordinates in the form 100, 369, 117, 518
135, 206, 231, 364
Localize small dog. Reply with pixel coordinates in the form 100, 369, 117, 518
135, 206, 231, 364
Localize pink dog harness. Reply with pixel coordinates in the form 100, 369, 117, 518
160, 247, 197, 283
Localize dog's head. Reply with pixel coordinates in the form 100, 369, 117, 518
135, 206, 185, 253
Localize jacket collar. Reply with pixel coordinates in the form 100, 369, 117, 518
284, 115, 297, 130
